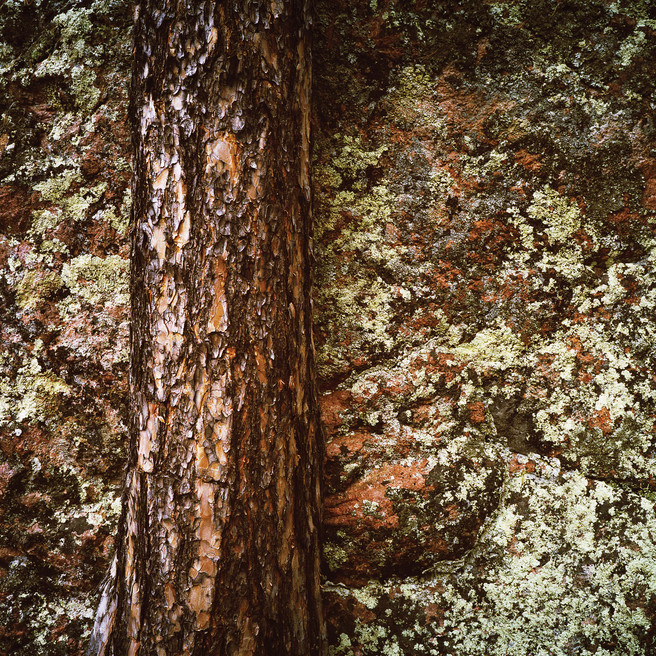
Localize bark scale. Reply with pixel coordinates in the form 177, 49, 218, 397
88, 1, 325, 654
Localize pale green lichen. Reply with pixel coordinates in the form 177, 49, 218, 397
71, 64, 101, 113
316, 1, 656, 653
0, 2, 133, 653
315, 132, 408, 378
328, 465, 656, 655
315, 133, 390, 236
617, 30, 648, 67
607, 0, 656, 28
355, 620, 388, 650
324, 541, 349, 572
18, 585, 95, 650
488, 1, 526, 27
527, 186, 582, 246
0, 346, 70, 427
26, 6, 103, 114
60, 253, 129, 307
320, 276, 395, 353
31, 170, 108, 245
47, 112, 79, 142
15, 269, 63, 309
34, 169, 80, 204
462, 148, 509, 181
352, 585, 384, 611
385, 65, 447, 134
522, 312, 656, 480
329, 633, 353, 656
503, 187, 591, 281
451, 323, 525, 372
328, 620, 392, 656
444, 474, 656, 655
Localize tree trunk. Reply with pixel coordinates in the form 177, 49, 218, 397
88, 1, 325, 654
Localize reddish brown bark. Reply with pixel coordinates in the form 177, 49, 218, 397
88, 1, 325, 654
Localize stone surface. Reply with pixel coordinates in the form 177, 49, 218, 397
0, 2, 131, 653
324, 457, 656, 655
313, 0, 656, 653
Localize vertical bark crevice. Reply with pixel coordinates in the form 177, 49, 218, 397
88, 1, 325, 654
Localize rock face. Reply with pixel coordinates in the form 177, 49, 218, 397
0, 2, 132, 653
0, 0, 655, 654
313, 0, 656, 653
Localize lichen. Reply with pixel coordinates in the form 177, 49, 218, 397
386, 65, 448, 134
317, 0, 656, 652
0, 347, 70, 427
26, 5, 104, 115
324, 541, 349, 573
60, 253, 129, 307
70, 65, 101, 113
32, 172, 107, 242
451, 323, 525, 372
527, 186, 582, 246
15, 269, 63, 309
314, 131, 405, 379
328, 464, 656, 655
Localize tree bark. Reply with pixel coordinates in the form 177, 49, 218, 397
88, 1, 325, 654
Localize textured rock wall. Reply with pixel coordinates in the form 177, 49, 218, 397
0, 0, 655, 654
0, 2, 131, 653
313, 1, 656, 654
